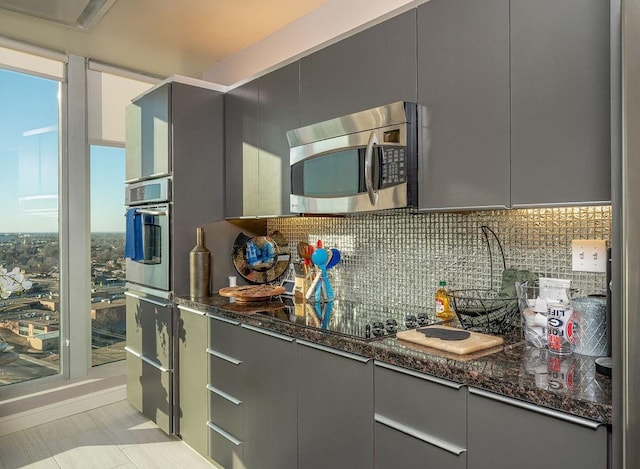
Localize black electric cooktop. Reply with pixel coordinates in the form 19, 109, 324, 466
259, 297, 442, 342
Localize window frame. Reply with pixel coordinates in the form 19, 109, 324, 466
0, 44, 157, 395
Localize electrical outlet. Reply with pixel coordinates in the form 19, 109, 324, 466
571, 239, 607, 272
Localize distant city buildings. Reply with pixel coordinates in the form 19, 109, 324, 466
0, 232, 126, 385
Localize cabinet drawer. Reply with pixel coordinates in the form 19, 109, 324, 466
126, 292, 172, 370
374, 362, 466, 448
468, 389, 607, 469
208, 314, 242, 359
375, 422, 466, 469
208, 350, 243, 400
126, 352, 172, 434
208, 421, 244, 469
208, 385, 243, 441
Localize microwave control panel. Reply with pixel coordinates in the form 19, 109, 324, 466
380, 147, 407, 188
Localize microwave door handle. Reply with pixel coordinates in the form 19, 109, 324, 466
364, 131, 379, 206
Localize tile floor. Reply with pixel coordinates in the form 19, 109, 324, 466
0, 400, 217, 469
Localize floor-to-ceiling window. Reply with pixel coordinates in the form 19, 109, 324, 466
0, 46, 156, 388
89, 145, 126, 366
0, 64, 62, 385
87, 66, 156, 367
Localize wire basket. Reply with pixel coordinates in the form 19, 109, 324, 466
446, 226, 519, 335
447, 289, 519, 334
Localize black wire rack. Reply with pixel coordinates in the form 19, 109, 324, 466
447, 226, 519, 335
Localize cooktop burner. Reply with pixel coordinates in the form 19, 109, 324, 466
260, 297, 441, 342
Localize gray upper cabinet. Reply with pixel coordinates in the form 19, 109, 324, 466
225, 79, 259, 218
170, 83, 225, 297
417, 0, 510, 210
256, 62, 298, 217
299, 10, 417, 126
225, 62, 298, 218
125, 84, 170, 182
510, 0, 611, 207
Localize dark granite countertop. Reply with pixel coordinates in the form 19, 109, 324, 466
175, 295, 612, 425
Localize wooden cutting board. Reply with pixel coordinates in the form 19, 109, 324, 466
218, 285, 285, 302
396, 326, 504, 355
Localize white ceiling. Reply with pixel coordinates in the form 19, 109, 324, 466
0, 0, 328, 80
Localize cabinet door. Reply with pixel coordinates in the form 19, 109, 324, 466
125, 291, 172, 370
374, 362, 467, 469
299, 10, 417, 126
417, 0, 510, 211
468, 389, 608, 469
176, 306, 208, 457
242, 325, 297, 469
170, 84, 225, 297
125, 84, 170, 181
510, 0, 611, 206
297, 341, 374, 469
257, 62, 299, 217
126, 352, 172, 434
225, 79, 259, 217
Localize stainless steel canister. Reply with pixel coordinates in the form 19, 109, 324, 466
571, 296, 607, 356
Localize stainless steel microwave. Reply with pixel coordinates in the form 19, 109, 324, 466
287, 102, 425, 214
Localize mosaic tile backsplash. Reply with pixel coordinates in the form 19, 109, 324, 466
267, 206, 611, 315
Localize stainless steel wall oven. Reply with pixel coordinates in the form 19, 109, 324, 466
124, 176, 174, 435
125, 177, 171, 293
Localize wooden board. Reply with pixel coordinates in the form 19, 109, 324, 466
218, 285, 285, 302
396, 326, 504, 355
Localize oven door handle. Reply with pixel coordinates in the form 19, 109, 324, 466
364, 130, 378, 206
135, 208, 168, 217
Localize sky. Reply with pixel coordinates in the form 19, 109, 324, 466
0, 68, 125, 233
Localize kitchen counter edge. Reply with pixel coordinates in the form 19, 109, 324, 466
175, 295, 612, 425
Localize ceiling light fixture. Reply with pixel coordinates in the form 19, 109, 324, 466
0, 0, 117, 31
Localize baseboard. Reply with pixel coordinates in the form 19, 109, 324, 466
0, 375, 126, 436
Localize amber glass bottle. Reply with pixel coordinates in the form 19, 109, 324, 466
435, 280, 453, 320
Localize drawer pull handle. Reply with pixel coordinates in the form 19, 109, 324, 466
469, 387, 602, 429
206, 314, 240, 325
375, 361, 464, 389
207, 385, 242, 406
207, 421, 242, 446
241, 324, 295, 342
375, 413, 466, 456
298, 339, 369, 363
177, 305, 206, 316
207, 348, 242, 365
124, 291, 171, 308
125, 346, 170, 372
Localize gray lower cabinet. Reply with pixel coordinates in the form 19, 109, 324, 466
124, 290, 173, 434
297, 340, 374, 469
207, 314, 244, 468
206, 316, 297, 469
510, 0, 611, 207
374, 362, 467, 469
241, 325, 297, 469
299, 10, 417, 126
417, 0, 510, 211
175, 305, 209, 458
467, 388, 608, 469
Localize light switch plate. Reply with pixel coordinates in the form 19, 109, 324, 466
571, 239, 607, 272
